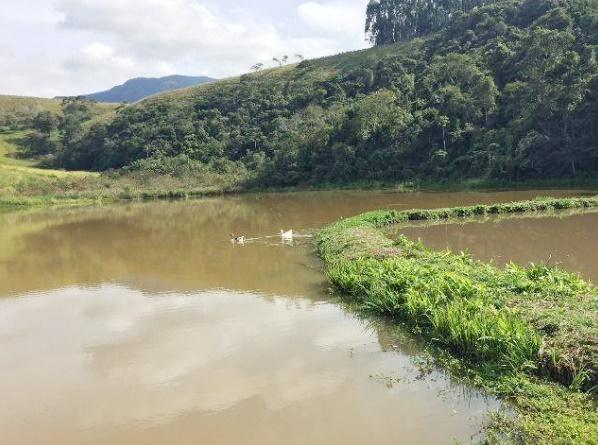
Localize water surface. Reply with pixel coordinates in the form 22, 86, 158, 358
0, 189, 590, 444
395, 210, 598, 282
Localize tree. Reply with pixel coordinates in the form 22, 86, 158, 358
1, 113, 18, 131
365, 0, 495, 46
475, 76, 499, 125
273, 55, 289, 67
422, 53, 498, 132
251, 63, 264, 73
439, 116, 449, 152
21, 111, 61, 157
60, 97, 94, 146
58, 97, 96, 168
348, 89, 411, 144
32, 111, 59, 137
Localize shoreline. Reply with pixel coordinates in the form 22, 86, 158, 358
316, 197, 598, 444
3, 178, 598, 212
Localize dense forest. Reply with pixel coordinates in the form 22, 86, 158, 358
17, 0, 598, 186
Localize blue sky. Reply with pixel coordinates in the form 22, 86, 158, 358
2, 0, 370, 97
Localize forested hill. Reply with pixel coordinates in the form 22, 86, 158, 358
43, 0, 598, 186
82, 75, 215, 103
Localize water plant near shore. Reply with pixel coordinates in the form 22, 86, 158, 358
317, 197, 598, 444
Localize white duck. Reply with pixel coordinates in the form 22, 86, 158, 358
230, 234, 245, 244
280, 229, 294, 241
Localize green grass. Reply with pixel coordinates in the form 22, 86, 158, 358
0, 95, 120, 210
386, 196, 598, 224
0, 130, 104, 208
0, 95, 62, 120
0, 195, 100, 209
0, 164, 245, 210
0, 130, 247, 210
317, 197, 598, 444
0, 94, 116, 120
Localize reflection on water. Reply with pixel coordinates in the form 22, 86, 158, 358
0, 286, 497, 445
0, 189, 590, 445
0, 189, 585, 296
394, 211, 598, 283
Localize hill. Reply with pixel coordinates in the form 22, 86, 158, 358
0, 94, 116, 122
0, 95, 122, 208
0, 95, 62, 122
12, 0, 598, 190
0, 94, 232, 208
82, 75, 216, 103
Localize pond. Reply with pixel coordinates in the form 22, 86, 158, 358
394, 209, 598, 283
0, 189, 591, 445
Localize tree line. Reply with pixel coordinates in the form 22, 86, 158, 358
365, 0, 497, 45
20, 0, 598, 186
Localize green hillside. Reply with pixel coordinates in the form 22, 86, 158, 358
0, 95, 117, 127
48, 0, 598, 188
2, 0, 598, 208
0, 96, 121, 208
0, 95, 62, 123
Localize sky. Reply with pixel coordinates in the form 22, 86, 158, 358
1, 0, 371, 98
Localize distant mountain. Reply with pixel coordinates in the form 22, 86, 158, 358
83, 75, 215, 103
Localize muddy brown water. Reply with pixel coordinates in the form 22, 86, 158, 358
0, 189, 592, 445
394, 209, 598, 283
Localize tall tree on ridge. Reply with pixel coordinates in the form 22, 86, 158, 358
365, 0, 495, 46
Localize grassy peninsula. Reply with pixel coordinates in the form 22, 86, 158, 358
317, 196, 598, 444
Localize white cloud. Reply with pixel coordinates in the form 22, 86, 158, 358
55, 0, 335, 74
81, 42, 115, 59
298, 1, 366, 35
0, 0, 371, 97
68, 42, 136, 74
62, 43, 140, 89
0, 286, 360, 428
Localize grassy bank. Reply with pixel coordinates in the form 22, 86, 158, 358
383, 195, 598, 224
0, 130, 247, 210
0, 131, 99, 209
317, 197, 598, 444
3, 125, 598, 212
3, 176, 598, 212
0, 170, 244, 210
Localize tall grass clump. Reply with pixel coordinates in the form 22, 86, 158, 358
326, 237, 542, 372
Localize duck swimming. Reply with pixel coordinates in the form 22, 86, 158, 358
230, 234, 245, 244
280, 229, 293, 240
